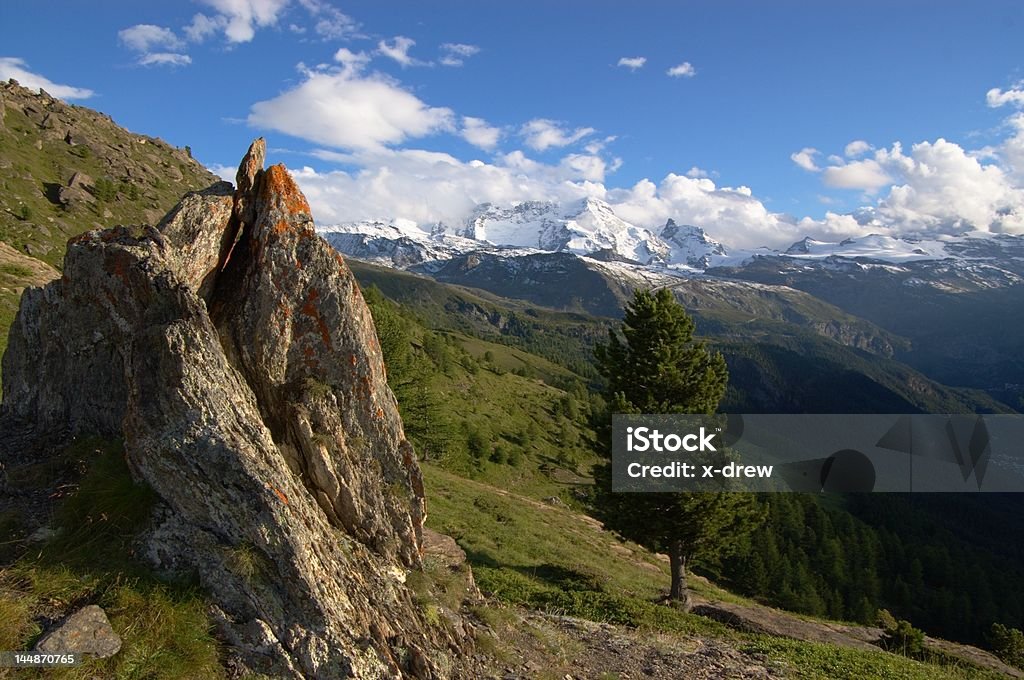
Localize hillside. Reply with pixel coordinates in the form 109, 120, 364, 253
0, 79, 220, 363
0, 93, 1021, 678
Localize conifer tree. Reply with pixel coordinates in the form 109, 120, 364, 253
594, 288, 762, 608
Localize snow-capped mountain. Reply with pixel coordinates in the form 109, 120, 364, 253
318, 199, 1024, 289
660, 219, 727, 268
453, 197, 672, 265
319, 198, 737, 271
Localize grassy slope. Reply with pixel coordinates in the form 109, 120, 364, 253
0, 85, 220, 380
424, 467, 1006, 679
0, 439, 223, 679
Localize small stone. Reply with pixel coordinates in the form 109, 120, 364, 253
35, 605, 121, 658
27, 526, 57, 543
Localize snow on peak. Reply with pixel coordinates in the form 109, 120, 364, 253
660, 219, 728, 268
782, 233, 951, 262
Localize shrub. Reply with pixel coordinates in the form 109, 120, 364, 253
93, 176, 118, 202
988, 623, 1024, 669
877, 609, 925, 658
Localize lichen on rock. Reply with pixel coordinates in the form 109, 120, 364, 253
0, 138, 471, 678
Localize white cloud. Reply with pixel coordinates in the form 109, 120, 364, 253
869, 139, 1024, 233
844, 140, 873, 158
248, 65, 454, 150
197, 0, 289, 43
521, 119, 595, 151
118, 24, 191, 67
822, 158, 891, 191
184, 13, 226, 42
333, 47, 370, 76
461, 116, 501, 150
0, 57, 94, 100
118, 24, 183, 52
667, 61, 696, 78
583, 135, 617, 154
440, 43, 480, 67
296, 0, 359, 39
289, 146, 619, 228
987, 82, 1024, 109
790, 147, 820, 172
260, 74, 1024, 251
378, 36, 423, 67
139, 53, 193, 67
617, 56, 646, 71
1002, 112, 1024, 181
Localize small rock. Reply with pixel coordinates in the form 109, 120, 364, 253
35, 605, 121, 658
27, 526, 57, 543
67, 171, 93, 189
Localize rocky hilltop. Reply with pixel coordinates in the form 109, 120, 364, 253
1, 139, 472, 678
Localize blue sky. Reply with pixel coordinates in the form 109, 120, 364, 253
2, 0, 1024, 248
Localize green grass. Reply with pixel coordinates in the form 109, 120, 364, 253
403, 331, 597, 500
424, 466, 1007, 679
0, 438, 224, 678
746, 636, 1006, 680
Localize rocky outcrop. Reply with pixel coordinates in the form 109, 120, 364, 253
1, 139, 471, 678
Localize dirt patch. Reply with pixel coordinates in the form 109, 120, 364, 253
478, 609, 783, 679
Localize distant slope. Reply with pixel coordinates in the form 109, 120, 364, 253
0, 80, 222, 373
713, 256, 1024, 405
352, 259, 1012, 415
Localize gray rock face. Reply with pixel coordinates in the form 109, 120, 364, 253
35, 605, 122, 658
1, 139, 470, 678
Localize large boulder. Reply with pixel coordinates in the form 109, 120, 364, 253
1, 139, 470, 678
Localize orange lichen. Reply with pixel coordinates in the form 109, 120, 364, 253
300, 288, 332, 346
262, 164, 311, 216
269, 485, 289, 505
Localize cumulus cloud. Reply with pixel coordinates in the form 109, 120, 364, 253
667, 61, 696, 78
869, 139, 1024, 233
987, 82, 1024, 109
0, 57, 94, 100
822, 158, 891, 192
254, 74, 1024, 250
196, 0, 289, 43
183, 13, 225, 42
461, 116, 502, 150
118, 24, 190, 66
844, 140, 873, 158
139, 53, 193, 67
248, 65, 453, 150
288, 146, 619, 228
521, 119, 595, 151
790, 147, 820, 172
617, 56, 646, 71
333, 47, 370, 76
378, 36, 424, 67
440, 43, 480, 67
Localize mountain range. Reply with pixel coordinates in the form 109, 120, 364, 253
322, 199, 1024, 408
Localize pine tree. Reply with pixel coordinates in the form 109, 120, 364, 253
593, 288, 762, 608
